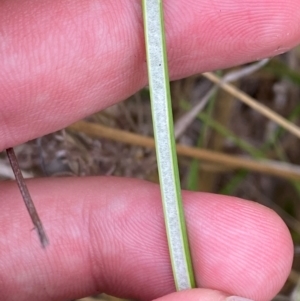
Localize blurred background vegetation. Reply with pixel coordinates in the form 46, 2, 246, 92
1, 47, 300, 300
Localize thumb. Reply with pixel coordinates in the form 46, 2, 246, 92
155, 289, 254, 301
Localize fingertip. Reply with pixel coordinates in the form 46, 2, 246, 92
154, 289, 225, 301
184, 192, 293, 301
153, 288, 256, 301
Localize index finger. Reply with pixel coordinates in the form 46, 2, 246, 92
1, 0, 300, 149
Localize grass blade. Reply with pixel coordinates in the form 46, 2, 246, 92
141, 0, 196, 290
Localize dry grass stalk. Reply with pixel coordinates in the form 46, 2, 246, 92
174, 59, 269, 139
203, 72, 300, 139
68, 121, 300, 182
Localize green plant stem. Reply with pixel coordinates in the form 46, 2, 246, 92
141, 0, 195, 290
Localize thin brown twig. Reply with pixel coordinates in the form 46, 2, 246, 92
68, 121, 300, 182
174, 59, 269, 139
203, 72, 300, 139
6, 148, 49, 248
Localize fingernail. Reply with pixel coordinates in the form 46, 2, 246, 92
226, 297, 255, 301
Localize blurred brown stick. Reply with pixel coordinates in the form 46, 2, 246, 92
68, 121, 300, 182
203, 72, 300, 139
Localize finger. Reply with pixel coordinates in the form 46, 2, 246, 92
153, 289, 252, 301
1, 0, 300, 149
0, 177, 292, 301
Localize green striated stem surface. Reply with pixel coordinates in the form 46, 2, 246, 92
141, 0, 196, 290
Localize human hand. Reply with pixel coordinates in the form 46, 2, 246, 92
1, 1, 299, 301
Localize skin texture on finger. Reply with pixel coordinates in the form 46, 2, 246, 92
0, 0, 300, 149
0, 177, 292, 301
153, 288, 236, 301
154, 288, 228, 301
